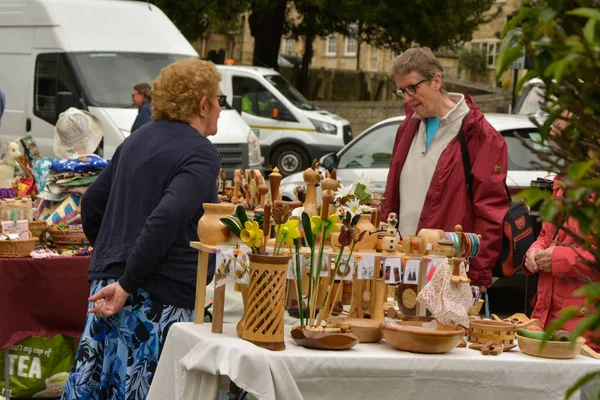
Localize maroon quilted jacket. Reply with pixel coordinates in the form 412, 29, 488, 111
381, 94, 508, 286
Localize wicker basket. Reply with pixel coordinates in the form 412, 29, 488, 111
468, 319, 516, 346
29, 220, 48, 245
42, 225, 90, 249
0, 231, 37, 258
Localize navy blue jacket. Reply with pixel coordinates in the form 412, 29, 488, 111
131, 101, 152, 133
82, 120, 220, 308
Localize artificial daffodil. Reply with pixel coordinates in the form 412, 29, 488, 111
240, 220, 263, 249
275, 219, 301, 247
310, 214, 339, 238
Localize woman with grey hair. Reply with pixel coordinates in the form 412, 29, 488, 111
381, 47, 509, 293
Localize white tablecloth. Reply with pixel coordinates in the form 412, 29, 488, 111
148, 323, 599, 400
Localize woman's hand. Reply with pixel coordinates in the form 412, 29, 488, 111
88, 282, 130, 318
524, 248, 543, 273
534, 247, 555, 273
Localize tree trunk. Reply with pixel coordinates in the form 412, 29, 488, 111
249, 0, 287, 70
356, 23, 362, 71
298, 33, 314, 97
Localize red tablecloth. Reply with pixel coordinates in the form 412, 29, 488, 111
0, 256, 91, 349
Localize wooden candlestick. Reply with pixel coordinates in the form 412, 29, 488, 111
269, 167, 283, 202
303, 160, 322, 217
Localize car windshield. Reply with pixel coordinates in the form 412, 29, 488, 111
72, 52, 193, 108
504, 131, 547, 171
513, 84, 545, 115
264, 74, 316, 110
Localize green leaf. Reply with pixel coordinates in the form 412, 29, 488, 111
515, 187, 552, 207
515, 70, 540, 95
573, 282, 600, 299
540, 200, 560, 222
538, 7, 557, 25
541, 306, 580, 349
567, 7, 600, 21
495, 45, 524, 78
354, 183, 371, 204
220, 216, 242, 238
568, 159, 596, 180
583, 18, 597, 44
571, 313, 600, 343
566, 371, 600, 400
235, 205, 249, 227
547, 53, 580, 82
301, 212, 314, 248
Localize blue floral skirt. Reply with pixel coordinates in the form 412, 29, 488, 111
61, 279, 193, 400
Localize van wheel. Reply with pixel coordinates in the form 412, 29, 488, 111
272, 145, 310, 176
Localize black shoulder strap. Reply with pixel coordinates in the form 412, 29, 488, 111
459, 116, 512, 205
458, 117, 474, 202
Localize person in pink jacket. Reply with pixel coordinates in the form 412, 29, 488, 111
523, 116, 600, 351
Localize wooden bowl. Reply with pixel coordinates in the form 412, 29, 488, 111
328, 318, 382, 343
517, 334, 585, 359
379, 320, 466, 354
290, 326, 360, 350
468, 299, 484, 315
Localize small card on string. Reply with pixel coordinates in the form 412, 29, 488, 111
383, 257, 402, 284
356, 253, 375, 280
334, 255, 355, 281
403, 258, 420, 285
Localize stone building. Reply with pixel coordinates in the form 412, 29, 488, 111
192, 1, 522, 96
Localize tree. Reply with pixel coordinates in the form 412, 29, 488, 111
248, 0, 288, 69
141, 0, 248, 42
495, 0, 599, 396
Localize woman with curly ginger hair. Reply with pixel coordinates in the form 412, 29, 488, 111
62, 58, 226, 400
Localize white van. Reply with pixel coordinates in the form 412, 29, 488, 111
217, 66, 352, 176
0, 0, 261, 177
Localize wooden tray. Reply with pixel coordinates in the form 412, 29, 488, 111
290, 327, 360, 350
328, 318, 382, 343
517, 333, 585, 359
380, 320, 465, 354
492, 313, 541, 329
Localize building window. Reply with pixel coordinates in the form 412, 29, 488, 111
471, 40, 500, 68
326, 34, 337, 56
344, 24, 357, 56
283, 37, 293, 55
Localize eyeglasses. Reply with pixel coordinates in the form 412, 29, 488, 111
215, 95, 227, 107
393, 79, 427, 98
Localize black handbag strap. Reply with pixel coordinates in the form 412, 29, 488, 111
459, 116, 512, 205
458, 117, 473, 203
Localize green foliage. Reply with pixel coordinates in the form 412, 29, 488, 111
496, 0, 600, 396
140, 0, 248, 41
459, 46, 489, 75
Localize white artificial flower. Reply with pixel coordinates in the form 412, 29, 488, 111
353, 173, 374, 194
334, 183, 355, 202
343, 198, 374, 216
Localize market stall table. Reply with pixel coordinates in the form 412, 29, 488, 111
1, 255, 90, 398
0, 255, 91, 350
148, 322, 599, 400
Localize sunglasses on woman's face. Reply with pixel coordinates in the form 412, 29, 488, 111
215, 94, 227, 107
